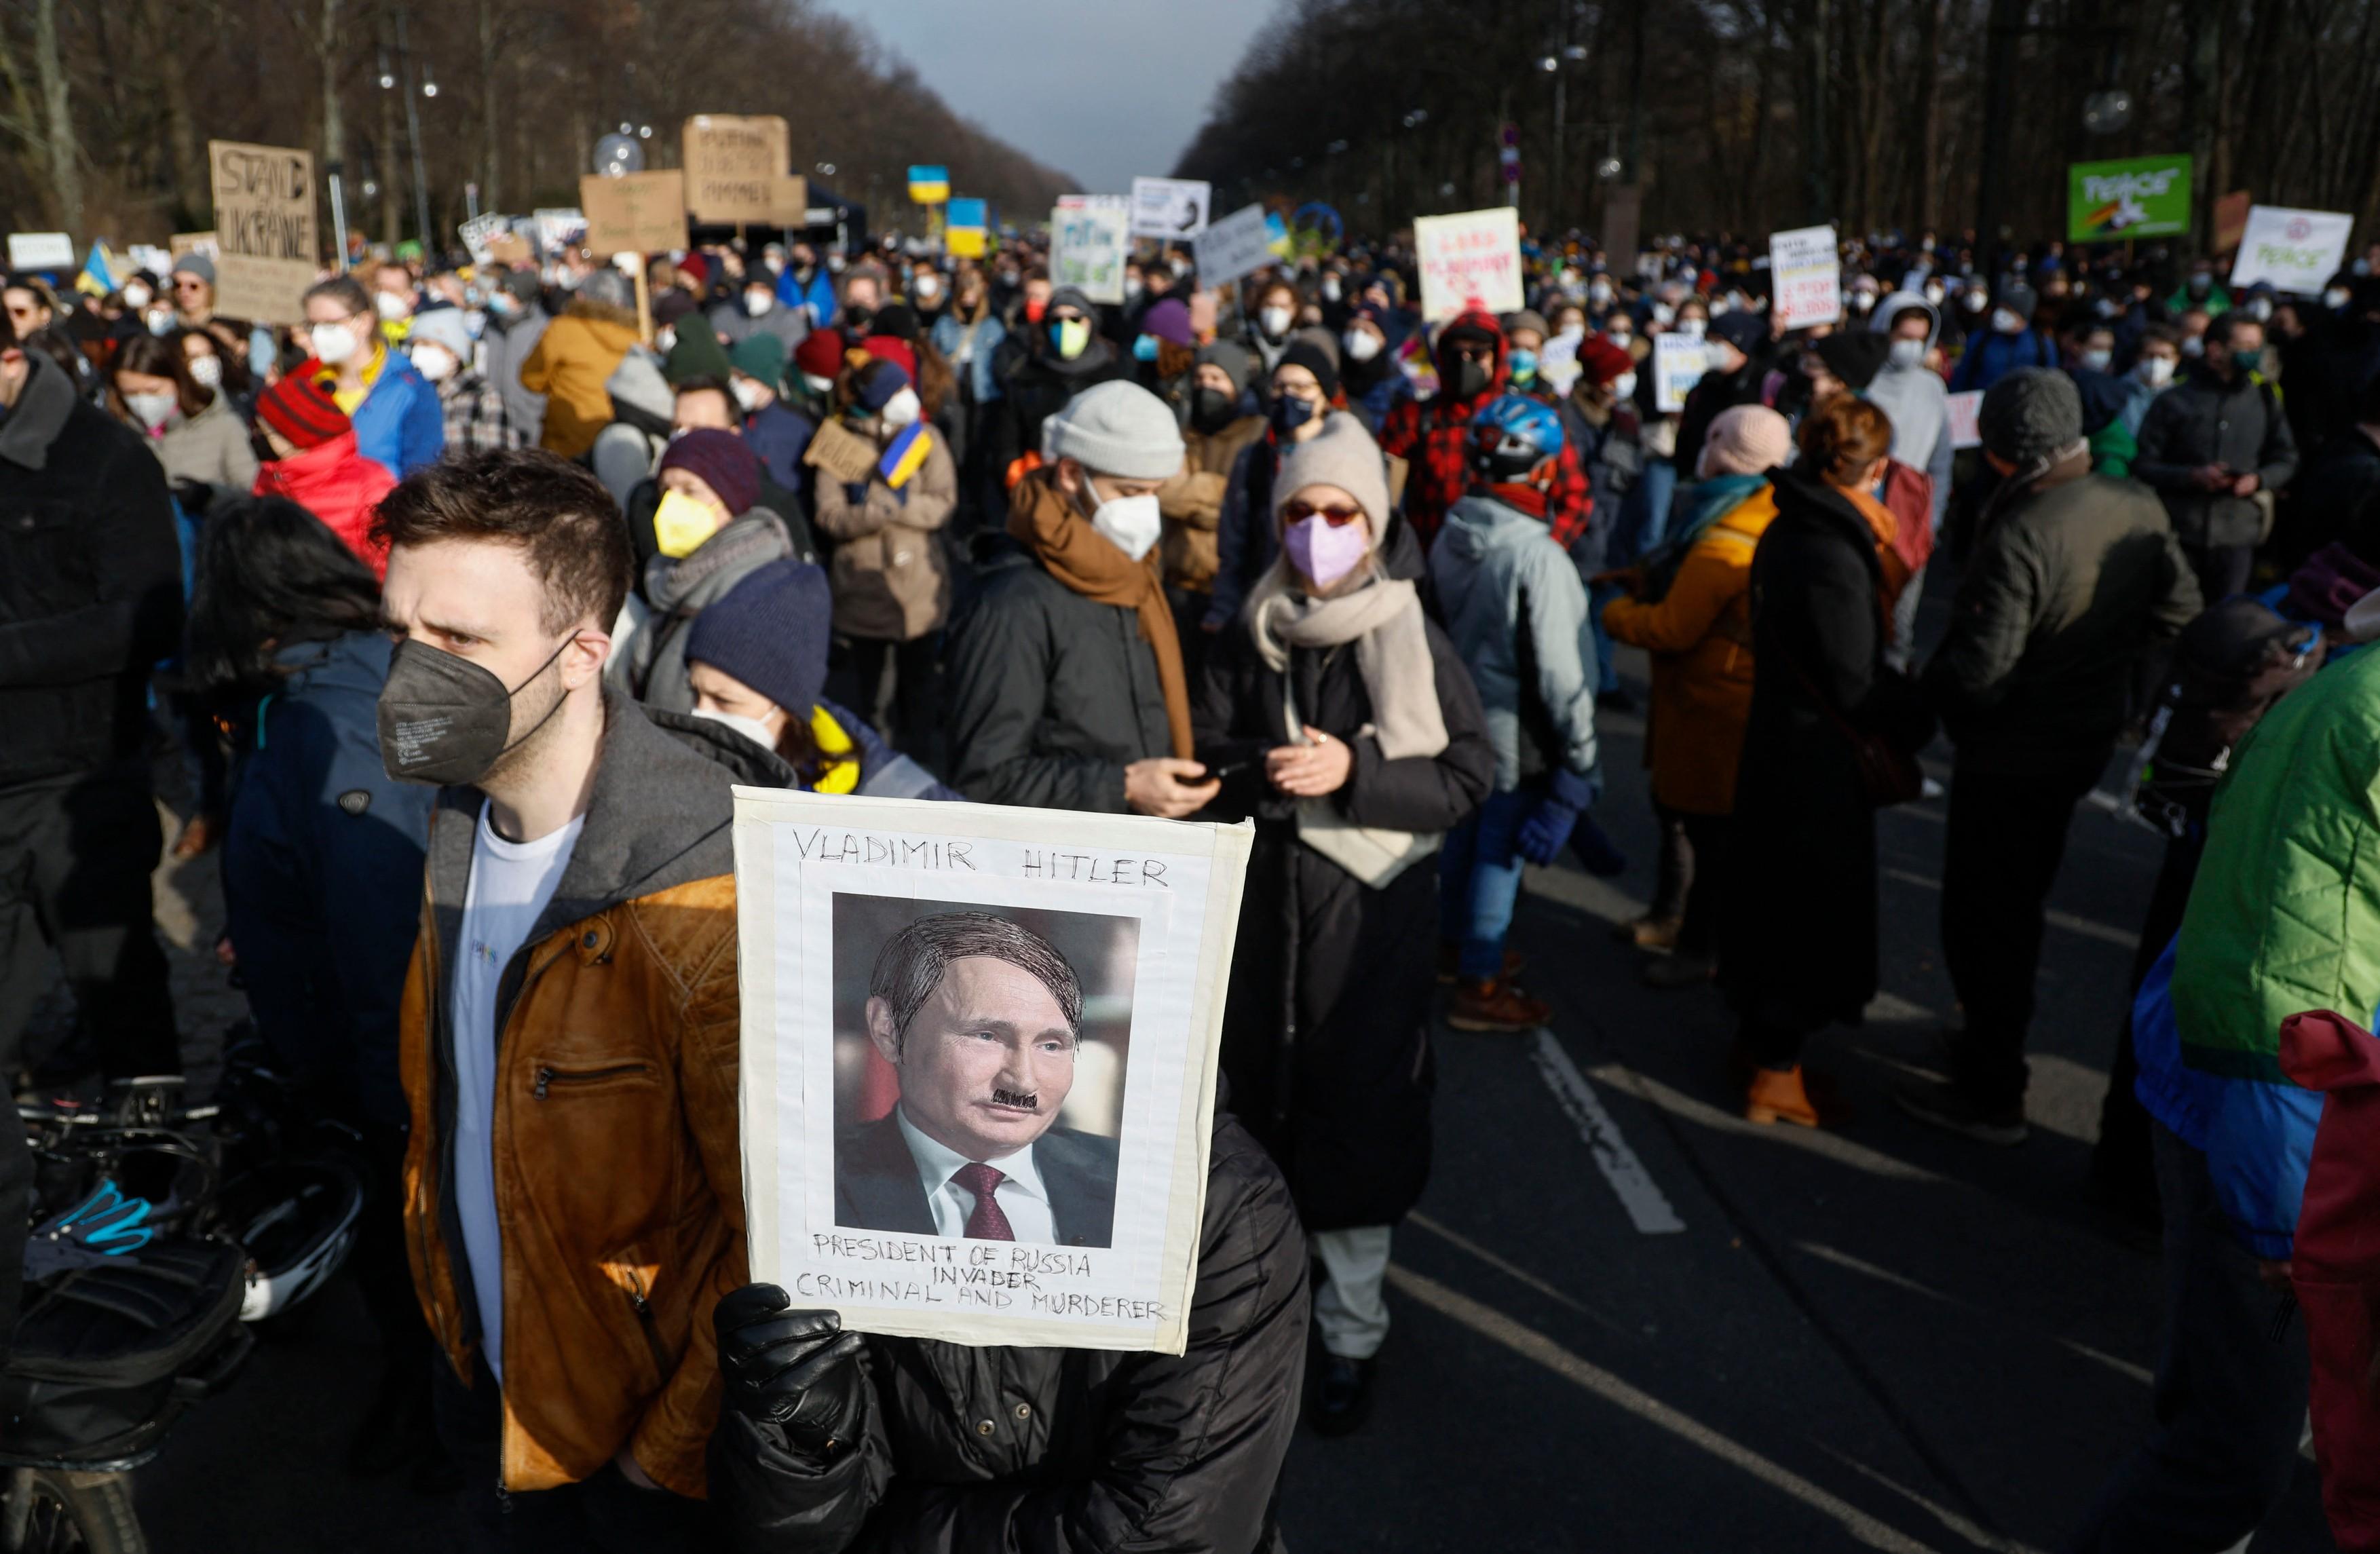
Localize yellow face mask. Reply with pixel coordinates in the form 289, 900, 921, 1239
652, 489, 722, 559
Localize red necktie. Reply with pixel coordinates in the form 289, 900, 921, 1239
951, 1162, 1013, 1240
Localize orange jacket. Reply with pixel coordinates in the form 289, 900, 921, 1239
400, 697, 744, 1497
1604, 484, 1777, 816
521, 305, 640, 459
254, 430, 395, 579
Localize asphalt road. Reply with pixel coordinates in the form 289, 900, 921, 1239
111, 577, 2335, 1553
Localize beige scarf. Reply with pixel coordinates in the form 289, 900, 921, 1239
1247, 564, 1448, 760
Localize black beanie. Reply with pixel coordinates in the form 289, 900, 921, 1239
1277, 339, 1340, 400
1813, 330, 1893, 394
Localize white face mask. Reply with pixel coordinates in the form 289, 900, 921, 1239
1924, 284, 1946, 305
655, 325, 677, 356
801, 373, 836, 397
2180, 335, 2205, 358
412, 344, 458, 383
2080, 348, 2113, 373
124, 390, 177, 428
1990, 307, 2026, 334
2138, 355, 2176, 386
1321, 277, 1342, 302
1677, 318, 1706, 340
880, 387, 922, 428
1343, 328, 1382, 363
1652, 302, 1676, 326
187, 354, 223, 389
2245, 298, 2273, 321
1089, 489, 1163, 562
1962, 291, 1989, 314
913, 275, 942, 301
732, 377, 767, 413
2325, 288, 2352, 310
746, 290, 775, 318
1259, 305, 1293, 339
121, 283, 153, 310
311, 321, 360, 365
375, 290, 411, 322
1888, 337, 1927, 369
692, 706, 781, 753
1589, 282, 1614, 306
145, 308, 175, 337
1610, 371, 1638, 400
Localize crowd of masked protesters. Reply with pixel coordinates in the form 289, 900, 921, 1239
7, 211, 2380, 1553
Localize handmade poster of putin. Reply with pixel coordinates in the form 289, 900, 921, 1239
834, 911, 1121, 1248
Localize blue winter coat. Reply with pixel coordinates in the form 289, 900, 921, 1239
220, 632, 434, 1127
348, 350, 445, 477
1948, 328, 2060, 394
774, 267, 839, 328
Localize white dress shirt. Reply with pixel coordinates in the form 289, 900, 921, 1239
894, 1107, 1058, 1245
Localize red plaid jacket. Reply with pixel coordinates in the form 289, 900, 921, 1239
1379, 308, 1593, 552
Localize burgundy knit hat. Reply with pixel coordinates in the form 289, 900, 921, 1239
257, 373, 349, 451
657, 428, 762, 516
1576, 333, 1636, 387
793, 329, 848, 382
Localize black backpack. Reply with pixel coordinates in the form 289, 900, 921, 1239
2135, 598, 2324, 837
1, 1236, 250, 1461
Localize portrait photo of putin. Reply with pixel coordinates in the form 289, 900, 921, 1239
832, 905, 1133, 1249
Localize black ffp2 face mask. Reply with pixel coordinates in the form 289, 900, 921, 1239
377, 635, 572, 787
1450, 356, 1492, 400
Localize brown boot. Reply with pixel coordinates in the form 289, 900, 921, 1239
1610, 914, 1682, 950
1446, 977, 1551, 1033
1744, 1065, 1823, 1128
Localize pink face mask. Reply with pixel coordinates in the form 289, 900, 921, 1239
1283, 514, 1371, 590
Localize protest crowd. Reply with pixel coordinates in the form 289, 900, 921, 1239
10, 100, 2380, 1554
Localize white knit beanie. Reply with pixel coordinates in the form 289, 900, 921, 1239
1042, 380, 1186, 480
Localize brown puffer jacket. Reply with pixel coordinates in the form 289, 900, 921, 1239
811, 417, 957, 642
400, 693, 750, 1498
1158, 413, 1266, 594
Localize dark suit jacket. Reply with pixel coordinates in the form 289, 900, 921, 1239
834, 1112, 1119, 1249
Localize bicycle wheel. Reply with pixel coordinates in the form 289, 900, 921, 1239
3, 1468, 146, 1554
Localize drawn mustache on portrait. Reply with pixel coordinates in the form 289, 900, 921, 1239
989, 1088, 1039, 1110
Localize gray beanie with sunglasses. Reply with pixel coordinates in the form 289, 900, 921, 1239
1273, 417, 1391, 538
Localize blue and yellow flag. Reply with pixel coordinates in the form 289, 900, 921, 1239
76, 242, 121, 298
878, 422, 933, 490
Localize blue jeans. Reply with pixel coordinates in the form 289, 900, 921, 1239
1438, 787, 1538, 979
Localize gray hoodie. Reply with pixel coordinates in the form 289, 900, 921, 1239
1427, 493, 1599, 789
1866, 292, 1954, 523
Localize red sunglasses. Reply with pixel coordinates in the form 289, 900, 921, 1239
1283, 501, 1365, 527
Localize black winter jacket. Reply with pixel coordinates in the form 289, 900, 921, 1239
2133, 367, 2301, 548
1923, 455, 2201, 772
706, 1112, 1308, 1554
1192, 599, 1493, 1230
0, 352, 184, 785
943, 536, 1175, 811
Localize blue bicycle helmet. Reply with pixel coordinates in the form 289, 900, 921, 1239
1471, 394, 1566, 482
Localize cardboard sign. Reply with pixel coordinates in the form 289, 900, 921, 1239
1946, 390, 1983, 451
581, 171, 687, 257
769, 176, 809, 228
207, 139, 318, 326
731, 789, 1253, 1355
169, 231, 219, 259
2231, 206, 2356, 297
682, 115, 791, 225
7, 232, 74, 270
1052, 197, 1131, 305
1652, 332, 1708, 414
457, 212, 510, 267
1413, 207, 1524, 322
1131, 177, 1211, 238
1190, 203, 1277, 288
1767, 223, 1841, 330
487, 232, 531, 265
533, 208, 587, 254
2068, 154, 2193, 244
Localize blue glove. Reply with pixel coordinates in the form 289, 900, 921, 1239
1515, 767, 1598, 865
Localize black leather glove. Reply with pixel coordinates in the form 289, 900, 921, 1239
715, 1283, 869, 1455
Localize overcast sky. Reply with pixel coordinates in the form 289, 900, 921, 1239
814, 0, 1281, 193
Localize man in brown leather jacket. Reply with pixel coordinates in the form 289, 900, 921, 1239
375, 449, 747, 1551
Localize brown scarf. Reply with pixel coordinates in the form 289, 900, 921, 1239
1007, 468, 1194, 758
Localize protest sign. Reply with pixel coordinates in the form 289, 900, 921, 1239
908, 165, 950, 204
1946, 390, 1983, 451
207, 139, 317, 326
580, 171, 686, 256
7, 233, 73, 271
2230, 206, 2356, 296
946, 197, 988, 259
457, 212, 510, 267
1131, 177, 1211, 238
1412, 206, 1523, 322
1540, 330, 1581, 398
768, 176, 809, 227
2067, 155, 2192, 244
1052, 197, 1131, 305
732, 790, 1254, 1354
126, 244, 174, 280
533, 208, 587, 253
681, 115, 791, 225
1767, 223, 1841, 330
169, 231, 219, 260
1652, 332, 1708, 414
1190, 203, 1276, 288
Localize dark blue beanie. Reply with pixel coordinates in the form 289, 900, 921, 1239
683, 560, 833, 717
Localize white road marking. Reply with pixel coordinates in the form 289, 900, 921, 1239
1529, 1027, 1686, 1234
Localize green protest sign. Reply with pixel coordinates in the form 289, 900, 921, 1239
2068, 155, 2193, 243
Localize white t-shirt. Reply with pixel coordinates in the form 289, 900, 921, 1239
452, 801, 585, 1384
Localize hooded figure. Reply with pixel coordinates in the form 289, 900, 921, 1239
1380, 308, 1591, 552
1866, 292, 1954, 491
985, 284, 1128, 494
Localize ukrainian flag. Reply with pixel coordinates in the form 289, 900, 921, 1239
76, 242, 121, 298
878, 422, 933, 490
